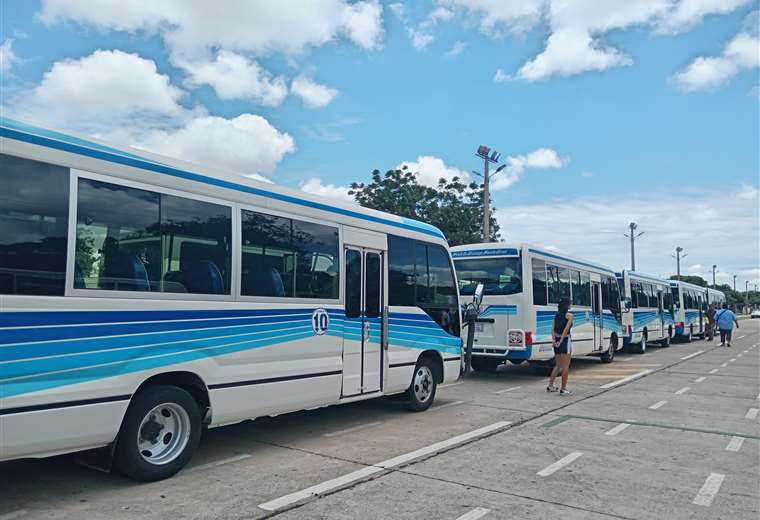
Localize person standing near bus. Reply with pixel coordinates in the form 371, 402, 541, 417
705, 303, 716, 341
548, 298, 574, 395
715, 303, 739, 347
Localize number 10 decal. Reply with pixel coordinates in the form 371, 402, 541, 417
312, 308, 330, 335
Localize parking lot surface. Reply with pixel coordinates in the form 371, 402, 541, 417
2, 321, 758, 520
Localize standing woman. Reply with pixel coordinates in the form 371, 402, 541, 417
547, 298, 574, 395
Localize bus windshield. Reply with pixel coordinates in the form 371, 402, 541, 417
455, 257, 522, 296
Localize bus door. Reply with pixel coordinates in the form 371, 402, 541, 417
591, 281, 603, 351
697, 294, 704, 334
343, 246, 384, 397
658, 290, 665, 337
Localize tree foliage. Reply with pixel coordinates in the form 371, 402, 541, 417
348, 166, 499, 245
669, 275, 707, 287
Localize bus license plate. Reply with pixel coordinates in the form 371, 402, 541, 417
509, 331, 523, 347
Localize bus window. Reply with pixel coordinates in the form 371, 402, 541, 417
1, 154, 69, 296
76, 178, 232, 294
602, 276, 620, 313
531, 258, 547, 305
547, 264, 570, 304
454, 257, 522, 296
241, 210, 339, 299
419, 244, 460, 336
578, 271, 591, 306
570, 270, 583, 306
388, 234, 415, 306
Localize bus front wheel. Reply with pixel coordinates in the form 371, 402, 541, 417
405, 358, 437, 412
601, 335, 618, 363
114, 385, 202, 482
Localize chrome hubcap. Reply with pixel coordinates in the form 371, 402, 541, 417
137, 403, 190, 465
413, 366, 434, 403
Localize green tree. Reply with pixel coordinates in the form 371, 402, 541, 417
348, 166, 499, 245
669, 275, 708, 287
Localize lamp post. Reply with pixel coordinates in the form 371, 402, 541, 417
712, 265, 717, 288
624, 222, 644, 271
733, 274, 737, 291
474, 145, 505, 242
673, 246, 686, 281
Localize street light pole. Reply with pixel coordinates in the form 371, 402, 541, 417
733, 274, 737, 291
712, 265, 717, 288
624, 222, 644, 271
475, 146, 503, 242
673, 246, 686, 281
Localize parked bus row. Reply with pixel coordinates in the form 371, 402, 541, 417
451, 243, 724, 372
0, 118, 723, 481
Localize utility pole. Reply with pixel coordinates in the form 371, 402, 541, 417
712, 265, 717, 288
733, 275, 737, 291
746, 280, 749, 293
672, 246, 686, 280
474, 145, 505, 242
624, 222, 644, 271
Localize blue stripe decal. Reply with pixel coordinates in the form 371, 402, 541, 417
0, 308, 461, 398
0, 118, 443, 239
479, 305, 517, 318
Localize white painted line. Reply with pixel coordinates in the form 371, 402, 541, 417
680, 350, 704, 360
735, 335, 745, 339
455, 507, 491, 520
709, 369, 719, 374
537, 452, 584, 477
604, 423, 632, 436
0, 510, 28, 520
649, 400, 667, 410
599, 369, 653, 389
719, 362, 728, 368
729, 358, 736, 362
323, 421, 384, 438
695, 376, 707, 383
620, 357, 635, 361
259, 421, 512, 511
737, 354, 742, 358
495, 386, 522, 394
744, 408, 759, 420
692, 473, 725, 507
675, 387, 690, 395
439, 381, 464, 389
187, 454, 252, 472
742, 350, 748, 353
725, 436, 745, 452
431, 400, 465, 411
756, 392, 760, 400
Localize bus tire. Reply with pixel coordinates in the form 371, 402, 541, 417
405, 358, 437, 412
114, 385, 201, 482
661, 334, 671, 348
686, 326, 693, 343
471, 357, 501, 372
601, 335, 618, 363
632, 333, 647, 355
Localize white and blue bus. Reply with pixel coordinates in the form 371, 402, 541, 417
670, 280, 710, 341
451, 243, 623, 373
0, 118, 464, 480
616, 271, 675, 353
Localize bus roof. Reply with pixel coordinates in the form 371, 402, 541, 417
669, 279, 708, 291
0, 117, 446, 242
618, 270, 671, 285
450, 242, 616, 275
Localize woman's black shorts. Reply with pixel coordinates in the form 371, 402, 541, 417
554, 337, 570, 355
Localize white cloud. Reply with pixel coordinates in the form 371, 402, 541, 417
493, 68, 511, 82
672, 28, 760, 92
446, 40, 467, 56
494, 184, 759, 285
291, 76, 339, 108
140, 114, 295, 178
0, 39, 18, 73
388, 3, 406, 19
490, 148, 567, 190
581, 171, 594, 177
656, 0, 753, 34
403, 4, 455, 50
179, 51, 288, 106
408, 28, 435, 50
397, 156, 471, 187
439, 0, 544, 37
7, 49, 295, 180
299, 178, 354, 203
39, 0, 385, 57
10, 49, 188, 132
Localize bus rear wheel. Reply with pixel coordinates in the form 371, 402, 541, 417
632, 333, 647, 355
471, 357, 501, 373
114, 385, 201, 482
686, 326, 693, 343
661, 334, 671, 348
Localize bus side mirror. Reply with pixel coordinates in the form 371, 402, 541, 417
473, 283, 484, 310
623, 298, 632, 312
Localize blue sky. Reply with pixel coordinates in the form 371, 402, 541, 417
1, 1, 758, 287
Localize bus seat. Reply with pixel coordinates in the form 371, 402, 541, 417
162, 271, 188, 293
100, 253, 150, 292
245, 267, 285, 297
182, 260, 224, 294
